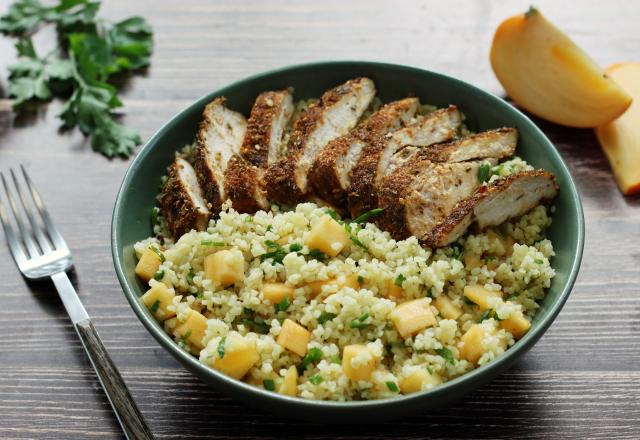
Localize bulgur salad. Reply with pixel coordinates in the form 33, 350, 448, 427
133, 77, 558, 400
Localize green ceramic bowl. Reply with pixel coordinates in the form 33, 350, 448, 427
112, 61, 584, 422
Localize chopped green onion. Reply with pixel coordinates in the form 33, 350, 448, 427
306, 249, 327, 260
265, 240, 281, 249
318, 311, 337, 325
149, 300, 160, 314
239, 318, 270, 334
266, 225, 273, 232
478, 163, 491, 182
217, 336, 226, 359
149, 246, 166, 263
186, 270, 195, 284
244, 215, 253, 222
263, 379, 275, 391
352, 208, 385, 224
324, 208, 339, 220
259, 249, 287, 264
330, 356, 342, 365
298, 347, 323, 372
394, 273, 406, 287
426, 366, 434, 374
451, 244, 464, 260
478, 309, 492, 323
435, 347, 456, 365
534, 258, 544, 264
195, 292, 204, 300
386, 381, 399, 392
349, 312, 370, 329
153, 270, 164, 281
183, 330, 192, 340
275, 297, 290, 312
201, 240, 225, 246
309, 374, 323, 385
357, 275, 364, 286
350, 235, 368, 250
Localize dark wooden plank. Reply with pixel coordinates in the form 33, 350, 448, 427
0, 0, 639, 438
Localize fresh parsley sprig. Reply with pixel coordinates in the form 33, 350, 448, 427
0, 0, 153, 158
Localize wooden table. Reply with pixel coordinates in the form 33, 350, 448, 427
1, 0, 638, 438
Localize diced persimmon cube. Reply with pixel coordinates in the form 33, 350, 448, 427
204, 249, 245, 287
141, 282, 175, 321
175, 309, 208, 349
500, 310, 531, 339
433, 295, 462, 320
262, 283, 295, 305
399, 369, 442, 394
464, 285, 503, 310
212, 334, 260, 379
305, 215, 350, 257
342, 344, 378, 381
279, 365, 298, 396
460, 324, 485, 365
135, 248, 162, 282
389, 298, 437, 338
276, 319, 310, 356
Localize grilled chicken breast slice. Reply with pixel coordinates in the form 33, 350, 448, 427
347, 105, 462, 217
308, 97, 420, 209
240, 90, 294, 167
423, 170, 558, 247
160, 158, 210, 238
193, 97, 247, 213
377, 158, 496, 240
387, 127, 518, 174
264, 77, 376, 205
225, 90, 294, 213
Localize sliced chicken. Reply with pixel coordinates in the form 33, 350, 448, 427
308, 97, 420, 209
240, 90, 294, 167
193, 97, 247, 213
348, 106, 462, 217
423, 170, 559, 247
377, 158, 495, 240
264, 77, 376, 205
160, 158, 210, 238
387, 127, 518, 175
224, 90, 293, 213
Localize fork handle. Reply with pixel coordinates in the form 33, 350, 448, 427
75, 318, 155, 440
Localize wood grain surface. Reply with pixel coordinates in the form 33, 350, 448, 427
0, 0, 639, 438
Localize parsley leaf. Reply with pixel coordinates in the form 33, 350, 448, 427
394, 273, 406, 287
0, 0, 153, 158
435, 347, 456, 365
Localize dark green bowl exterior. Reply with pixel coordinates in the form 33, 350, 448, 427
112, 61, 584, 422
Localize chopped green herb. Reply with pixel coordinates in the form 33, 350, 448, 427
357, 275, 364, 286
288, 243, 303, 252
426, 366, 434, 374
195, 292, 204, 300
201, 240, 224, 246
330, 355, 342, 365
186, 269, 195, 284
149, 246, 166, 263
309, 374, 323, 385
217, 336, 226, 359
318, 311, 337, 325
386, 381, 399, 392
534, 258, 544, 264
491, 164, 504, 177
306, 249, 326, 261
275, 297, 290, 312
149, 300, 160, 314
239, 318, 270, 334
324, 208, 339, 220
394, 273, 407, 287
435, 347, 456, 365
352, 208, 385, 224
426, 287, 433, 298
262, 379, 275, 391
350, 235, 368, 249
451, 244, 464, 260
350, 312, 370, 329
153, 270, 164, 281
298, 347, 323, 372
265, 240, 281, 249
478, 163, 491, 183
244, 215, 253, 222
478, 309, 492, 323
182, 330, 192, 340
266, 225, 273, 232
259, 249, 287, 264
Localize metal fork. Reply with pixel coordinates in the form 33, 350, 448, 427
0, 165, 154, 440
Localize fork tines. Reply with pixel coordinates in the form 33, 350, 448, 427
0, 165, 66, 264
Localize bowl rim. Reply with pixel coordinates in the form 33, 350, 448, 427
111, 60, 585, 410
